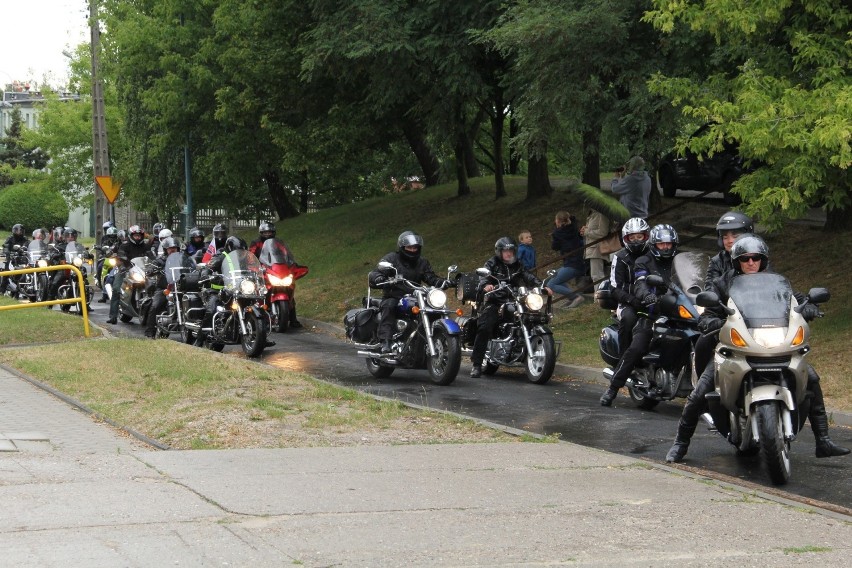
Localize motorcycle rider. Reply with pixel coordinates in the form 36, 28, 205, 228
251, 221, 304, 329
106, 225, 149, 324
201, 223, 229, 263
368, 231, 448, 355
665, 234, 849, 462
608, 218, 650, 356
600, 224, 679, 406
96, 226, 121, 302
144, 237, 181, 339
185, 227, 206, 261
469, 237, 553, 378
1, 223, 28, 295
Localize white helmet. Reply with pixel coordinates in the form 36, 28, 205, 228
158, 228, 173, 240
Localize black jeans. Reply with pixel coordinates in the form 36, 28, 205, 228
145, 290, 168, 336
471, 303, 500, 366
608, 317, 653, 389
617, 306, 638, 357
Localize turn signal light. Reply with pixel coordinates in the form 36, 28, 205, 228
455, 308, 464, 317
411, 306, 421, 315
791, 326, 805, 346
730, 328, 748, 347
678, 305, 692, 319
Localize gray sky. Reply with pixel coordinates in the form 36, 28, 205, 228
0, 0, 88, 89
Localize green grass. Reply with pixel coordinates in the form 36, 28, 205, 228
0, 296, 102, 343
245, 175, 852, 410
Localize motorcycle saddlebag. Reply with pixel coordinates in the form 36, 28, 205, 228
177, 271, 202, 292
344, 307, 378, 343
594, 279, 618, 310
455, 272, 480, 302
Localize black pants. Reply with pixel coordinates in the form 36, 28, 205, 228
471, 303, 500, 366
145, 290, 168, 336
693, 331, 719, 381
617, 306, 638, 357
48, 269, 69, 300
378, 297, 400, 342
608, 318, 653, 388
108, 270, 126, 320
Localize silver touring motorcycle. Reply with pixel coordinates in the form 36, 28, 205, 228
696, 272, 829, 485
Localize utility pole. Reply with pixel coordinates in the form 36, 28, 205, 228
90, 0, 109, 241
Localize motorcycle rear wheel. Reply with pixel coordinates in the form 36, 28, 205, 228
428, 328, 460, 385
241, 310, 268, 358
366, 357, 394, 378
756, 402, 791, 485
627, 385, 661, 410
525, 334, 556, 384
274, 300, 290, 333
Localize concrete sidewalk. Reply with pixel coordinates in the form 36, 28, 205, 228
1, 367, 851, 567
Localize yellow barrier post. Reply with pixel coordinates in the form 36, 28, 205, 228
0, 265, 92, 337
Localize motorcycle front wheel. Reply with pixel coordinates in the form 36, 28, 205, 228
525, 334, 556, 384
428, 328, 461, 385
366, 357, 394, 378
756, 401, 791, 485
241, 310, 268, 358
180, 325, 195, 345
274, 299, 290, 333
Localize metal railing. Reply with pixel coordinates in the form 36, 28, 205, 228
0, 265, 92, 337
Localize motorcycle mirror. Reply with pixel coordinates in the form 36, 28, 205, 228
447, 264, 458, 273
807, 287, 830, 304
13, 244, 21, 251
475, 267, 490, 277
695, 291, 719, 308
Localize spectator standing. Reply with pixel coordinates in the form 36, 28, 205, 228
611, 156, 651, 219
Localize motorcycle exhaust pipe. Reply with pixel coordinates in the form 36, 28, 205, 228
602, 368, 614, 381
356, 350, 401, 365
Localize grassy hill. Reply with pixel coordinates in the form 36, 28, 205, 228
255, 175, 852, 412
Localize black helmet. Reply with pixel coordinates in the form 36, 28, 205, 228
716, 211, 754, 249
397, 230, 423, 263
494, 236, 518, 265
63, 227, 78, 240
259, 221, 276, 239
731, 233, 768, 273
12, 223, 24, 237
224, 236, 246, 253
161, 237, 179, 252
128, 225, 145, 243
648, 224, 678, 260
189, 227, 205, 240
152, 222, 164, 235
213, 223, 228, 240
620, 217, 650, 255
52, 227, 64, 242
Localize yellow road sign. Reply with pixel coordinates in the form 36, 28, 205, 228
95, 176, 122, 203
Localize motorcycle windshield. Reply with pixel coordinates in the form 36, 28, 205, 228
258, 238, 296, 266
222, 250, 264, 291
27, 240, 47, 263
672, 251, 708, 302
164, 252, 196, 285
64, 242, 87, 264
728, 273, 792, 328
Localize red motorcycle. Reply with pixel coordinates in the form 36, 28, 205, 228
258, 238, 308, 332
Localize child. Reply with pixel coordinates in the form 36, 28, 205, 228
517, 230, 536, 270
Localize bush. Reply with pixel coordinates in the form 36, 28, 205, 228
0, 182, 69, 231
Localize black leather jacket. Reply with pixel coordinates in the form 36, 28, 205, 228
368, 251, 443, 300
609, 248, 643, 308
477, 255, 542, 304
633, 253, 675, 302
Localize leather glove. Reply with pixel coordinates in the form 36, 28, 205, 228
372, 276, 387, 286
698, 316, 723, 333
800, 304, 821, 322
642, 294, 658, 307
440, 279, 453, 289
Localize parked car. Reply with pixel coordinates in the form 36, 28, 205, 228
657, 124, 746, 204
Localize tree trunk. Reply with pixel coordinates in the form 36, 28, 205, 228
462, 110, 484, 179
647, 159, 662, 214
299, 169, 310, 214
265, 169, 299, 219
824, 207, 852, 232
402, 121, 441, 186
581, 125, 602, 188
491, 90, 506, 199
526, 151, 552, 199
454, 139, 471, 197
508, 114, 520, 175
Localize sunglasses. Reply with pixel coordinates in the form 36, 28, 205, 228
738, 255, 762, 263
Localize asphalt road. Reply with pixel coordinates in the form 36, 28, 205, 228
85, 301, 852, 513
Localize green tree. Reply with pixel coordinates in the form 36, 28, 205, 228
645, 0, 852, 231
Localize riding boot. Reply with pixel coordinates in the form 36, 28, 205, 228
666, 363, 713, 462
193, 331, 207, 348
807, 369, 850, 458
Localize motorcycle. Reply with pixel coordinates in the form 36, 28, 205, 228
105, 256, 150, 323
195, 249, 271, 357
3, 243, 30, 299
15, 241, 50, 303
598, 252, 706, 409
54, 242, 93, 313
154, 252, 197, 339
344, 262, 462, 385
455, 268, 557, 384
696, 272, 828, 485
257, 238, 309, 333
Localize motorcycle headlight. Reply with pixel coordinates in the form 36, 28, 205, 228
525, 293, 544, 311
267, 274, 293, 287
73, 257, 84, 267
426, 288, 447, 309
752, 327, 786, 349
107, 258, 117, 267
240, 280, 257, 295
130, 272, 145, 284
37, 259, 48, 268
